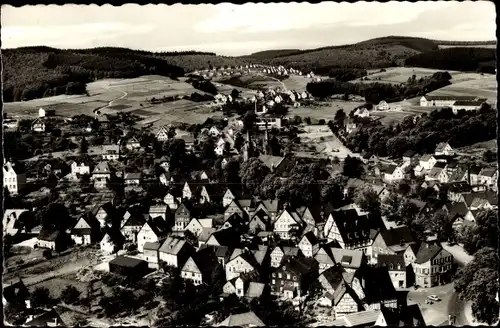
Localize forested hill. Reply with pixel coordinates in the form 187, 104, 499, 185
242, 36, 496, 75
2, 47, 250, 102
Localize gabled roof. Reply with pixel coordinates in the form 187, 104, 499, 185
414, 242, 443, 264
258, 154, 285, 170
377, 254, 406, 271
301, 231, 319, 245
93, 161, 111, 174
101, 225, 125, 245
379, 304, 426, 326
378, 226, 415, 247
318, 265, 345, 291
124, 172, 142, 180
281, 256, 317, 276
479, 167, 497, 178
143, 241, 162, 251
90, 201, 114, 216
216, 311, 265, 327
327, 209, 372, 245
3, 278, 30, 302
330, 309, 380, 327
159, 236, 190, 255
37, 229, 62, 242
109, 255, 146, 268
245, 282, 266, 298
402, 150, 417, 158
435, 142, 451, 152
361, 266, 397, 303
208, 227, 240, 247
122, 212, 148, 228
443, 202, 469, 217
331, 248, 364, 269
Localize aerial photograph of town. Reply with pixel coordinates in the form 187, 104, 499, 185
1, 1, 498, 327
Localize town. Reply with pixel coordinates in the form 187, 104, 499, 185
2, 3, 498, 328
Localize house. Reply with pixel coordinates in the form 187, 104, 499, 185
31, 118, 45, 132
446, 182, 472, 202
359, 266, 399, 310
36, 229, 70, 252
314, 246, 338, 273
24, 308, 66, 327
376, 101, 390, 111
90, 201, 115, 228
109, 256, 149, 281
418, 154, 436, 171
273, 208, 304, 240
181, 247, 220, 286
137, 219, 167, 252
345, 119, 358, 134
406, 242, 453, 287
461, 165, 483, 186
3, 209, 31, 236
156, 125, 172, 142
124, 137, 141, 150
222, 187, 246, 208
382, 165, 404, 184
158, 236, 194, 268
434, 142, 454, 156
3, 161, 27, 195
101, 144, 120, 160
354, 108, 370, 118
142, 241, 162, 269
323, 209, 375, 250
330, 309, 381, 327
179, 135, 196, 151
39, 107, 46, 117
69, 161, 90, 176
123, 172, 141, 186
225, 249, 262, 281
223, 270, 265, 299
317, 279, 363, 316
149, 205, 168, 221
452, 98, 487, 114
248, 211, 271, 234
70, 213, 101, 245
163, 192, 180, 210
185, 217, 213, 237
478, 167, 498, 188
296, 204, 323, 235
224, 199, 248, 221
3, 278, 31, 309
91, 161, 112, 189
374, 304, 426, 326
100, 226, 125, 254
205, 227, 241, 248
419, 95, 478, 107
442, 202, 469, 222
254, 199, 282, 220
270, 246, 302, 268
270, 256, 318, 299
121, 211, 148, 243
173, 203, 192, 232
298, 232, 320, 257
221, 213, 245, 232
377, 254, 407, 289
215, 311, 265, 327
402, 150, 417, 164
209, 126, 222, 136
371, 227, 416, 263
159, 172, 174, 186
331, 248, 366, 273
258, 155, 294, 176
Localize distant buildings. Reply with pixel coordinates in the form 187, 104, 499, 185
419, 95, 487, 113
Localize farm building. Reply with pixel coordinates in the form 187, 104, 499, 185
452, 99, 488, 114
108, 256, 149, 281
419, 95, 486, 109
36, 229, 71, 252
375, 101, 390, 111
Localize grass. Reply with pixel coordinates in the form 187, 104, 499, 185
28, 278, 89, 300
438, 45, 496, 49
286, 101, 365, 121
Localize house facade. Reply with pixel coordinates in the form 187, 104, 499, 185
3, 161, 27, 195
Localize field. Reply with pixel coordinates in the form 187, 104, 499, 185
296, 125, 359, 160
28, 277, 89, 300
426, 75, 497, 105
358, 67, 494, 85
286, 100, 365, 121
438, 44, 496, 49
282, 75, 313, 92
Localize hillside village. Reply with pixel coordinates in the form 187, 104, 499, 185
3, 67, 498, 327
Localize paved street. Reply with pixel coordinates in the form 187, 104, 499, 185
407, 283, 454, 326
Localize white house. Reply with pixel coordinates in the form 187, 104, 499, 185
38, 108, 46, 118
375, 101, 390, 111
101, 145, 120, 161
137, 220, 164, 253
31, 118, 45, 132
70, 161, 90, 176
419, 154, 437, 171
298, 232, 320, 257
156, 126, 171, 142
354, 108, 370, 118
273, 209, 304, 240
3, 161, 27, 195
452, 99, 487, 114
383, 165, 404, 184
434, 143, 454, 156
210, 126, 222, 137
91, 161, 112, 189
158, 236, 193, 268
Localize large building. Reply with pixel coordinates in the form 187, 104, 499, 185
419, 95, 487, 113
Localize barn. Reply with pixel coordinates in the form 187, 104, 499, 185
108, 256, 149, 281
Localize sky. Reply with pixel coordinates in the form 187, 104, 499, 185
1, 1, 496, 56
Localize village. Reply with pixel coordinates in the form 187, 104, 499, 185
3, 64, 498, 327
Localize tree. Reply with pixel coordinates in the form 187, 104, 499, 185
41, 202, 71, 230
342, 156, 364, 178
31, 287, 51, 309
462, 210, 498, 254
231, 89, 240, 99
61, 285, 81, 304
334, 109, 346, 126
304, 117, 311, 125
239, 158, 270, 193
320, 175, 345, 208
234, 134, 245, 151
354, 186, 381, 216
79, 136, 88, 154
482, 150, 496, 163
184, 230, 197, 246
455, 247, 499, 324
222, 158, 241, 185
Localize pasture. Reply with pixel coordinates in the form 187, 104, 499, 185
286, 100, 365, 121
438, 44, 496, 49
282, 75, 311, 92
426, 75, 497, 105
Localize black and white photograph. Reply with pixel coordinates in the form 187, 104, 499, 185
2, 1, 498, 327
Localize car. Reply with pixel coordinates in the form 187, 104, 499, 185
427, 295, 441, 302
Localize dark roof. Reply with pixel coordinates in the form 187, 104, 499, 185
90, 201, 114, 216
109, 256, 147, 268
402, 150, 417, 158
361, 266, 397, 303
122, 213, 148, 227
380, 304, 426, 326
319, 266, 345, 290
3, 279, 30, 302
414, 242, 443, 264
443, 202, 469, 217
302, 231, 319, 245
379, 227, 415, 246
209, 227, 241, 247
377, 254, 406, 271
102, 225, 125, 245
423, 95, 478, 101
454, 99, 487, 106
282, 256, 318, 276
328, 209, 372, 245
191, 248, 219, 273
446, 181, 472, 193
37, 229, 62, 242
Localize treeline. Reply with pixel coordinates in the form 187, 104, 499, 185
186, 92, 216, 102
3, 48, 186, 102
343, 106, 496, 158
312, 67, 368, 82
404, 48, 496, 74
191, 79, 218, 95
306, 71, 452, 103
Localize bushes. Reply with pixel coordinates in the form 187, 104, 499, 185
61, 285, 81, 304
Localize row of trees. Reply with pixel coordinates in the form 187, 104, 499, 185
343, 106, 496, 158
306, 71, 452, 103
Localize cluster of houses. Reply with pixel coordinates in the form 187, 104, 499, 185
260, 65, 304, 77
192, 64, 261, 79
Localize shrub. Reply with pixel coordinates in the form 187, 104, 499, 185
61, 285, 81, 304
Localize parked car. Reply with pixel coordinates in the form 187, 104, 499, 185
427, 295, 441, 302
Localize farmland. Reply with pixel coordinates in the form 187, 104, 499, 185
286, 100, 365, 122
